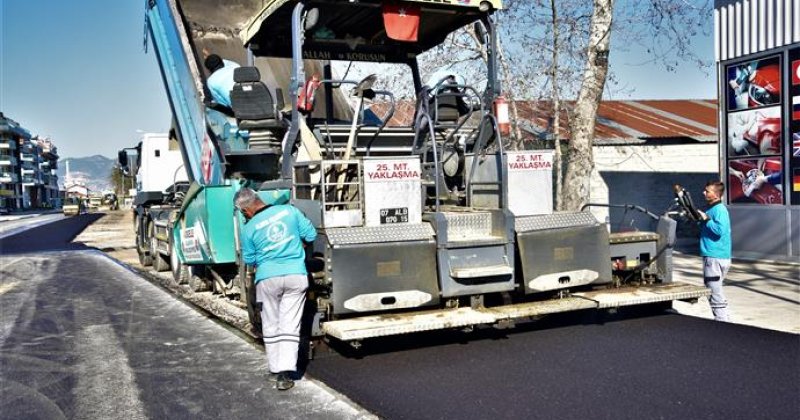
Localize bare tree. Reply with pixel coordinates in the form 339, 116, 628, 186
561, 0, 613, 211
334, 0, 712, 210
550, 0, 563, 210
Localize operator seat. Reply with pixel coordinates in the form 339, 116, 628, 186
229, 66, 285, 150
225, 66, 284, 181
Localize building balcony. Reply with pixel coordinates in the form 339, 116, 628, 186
21, 176, 40, 186
0, 140, 16, 150
21, 168, 36, 175
0, 156, 17, 166
0, 172, 18, 183
20, 153, 35, 162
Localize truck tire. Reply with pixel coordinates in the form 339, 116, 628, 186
137, 216, 153, 267
151, 231, 170, 272
170, 236, 188, 285
188, 266, 211, 293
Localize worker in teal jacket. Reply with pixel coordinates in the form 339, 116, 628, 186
236, 187, 317, 391
697, 181, 732, 321
204, 54, 240, 109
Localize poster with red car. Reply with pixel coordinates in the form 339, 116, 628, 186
726, 55, 781, 112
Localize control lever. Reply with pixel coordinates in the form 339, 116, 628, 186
673, 184, 701, 221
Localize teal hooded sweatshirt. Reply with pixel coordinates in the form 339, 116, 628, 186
241, 204, 317, 283
699, 202, 731, 259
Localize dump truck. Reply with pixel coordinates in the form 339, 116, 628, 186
144, 0, 708, 345
118, 132, 190, 278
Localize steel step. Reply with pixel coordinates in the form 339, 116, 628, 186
451, 263, 513, 279
321, 282, 709, 341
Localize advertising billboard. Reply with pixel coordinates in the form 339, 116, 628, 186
724, 54, 785, 205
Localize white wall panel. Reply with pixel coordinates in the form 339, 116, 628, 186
715, 8, 721, 62
716, 0, 800, 62
776, 0, 784, 45
792, 0, 800, 42
743, 0, 751, 54
759, 0, 767, 51
721, 6, 729, 60
736, 2, 743, 56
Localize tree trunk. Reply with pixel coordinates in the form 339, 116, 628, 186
562, 0, 614, 211
496, 33, 524, 145
550, 0, 563, 210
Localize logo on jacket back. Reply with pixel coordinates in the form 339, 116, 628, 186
267, 221, 287, 242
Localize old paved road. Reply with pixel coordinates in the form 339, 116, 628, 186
0, 214, 367, 420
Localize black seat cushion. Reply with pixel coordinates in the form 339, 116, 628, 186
433, 95, 461, 123
233, 66, 260, 83
238, 119, 282, 130
231, 67, 276, 121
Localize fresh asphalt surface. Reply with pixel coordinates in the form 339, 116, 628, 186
2, 215, 799, 419
310, 311, 799, 419
0, 213, 102, 254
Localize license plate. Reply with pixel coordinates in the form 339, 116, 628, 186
379, 207, 409, 224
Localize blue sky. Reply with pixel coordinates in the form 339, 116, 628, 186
1, 0, 716, 159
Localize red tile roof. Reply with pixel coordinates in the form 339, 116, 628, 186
370, 99, 718, 143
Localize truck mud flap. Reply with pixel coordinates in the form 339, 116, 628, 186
322, 282, 709, 341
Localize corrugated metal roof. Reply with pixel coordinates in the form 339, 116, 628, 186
371, 99, 718, 143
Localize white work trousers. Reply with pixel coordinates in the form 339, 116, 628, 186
256, 274, 308, 373
703, 257, 731, 322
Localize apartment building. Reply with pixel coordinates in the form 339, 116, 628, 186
0, 112, 60, 212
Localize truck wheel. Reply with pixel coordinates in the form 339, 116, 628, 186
188, 266, 211, 293
137, 217, 153, 267
170, 237, 188, 285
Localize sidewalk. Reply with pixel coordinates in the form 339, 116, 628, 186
671, 252, 800, 334
0, 209, 60, 222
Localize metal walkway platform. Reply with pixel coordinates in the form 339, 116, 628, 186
322, 282, 710, 341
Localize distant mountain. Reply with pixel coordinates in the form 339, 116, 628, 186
57, 155, 115, 192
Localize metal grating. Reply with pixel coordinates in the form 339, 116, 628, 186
443, 211, 493, 240
326, 223, 435, 245
515, 212, 599, 233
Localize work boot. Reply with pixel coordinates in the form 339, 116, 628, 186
276, 372, 295, 391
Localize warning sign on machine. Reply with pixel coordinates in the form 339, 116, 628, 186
364, 160, 421, 182
363, 158, 422, 226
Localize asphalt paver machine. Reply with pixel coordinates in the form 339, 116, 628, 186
146, 0, 709, 346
